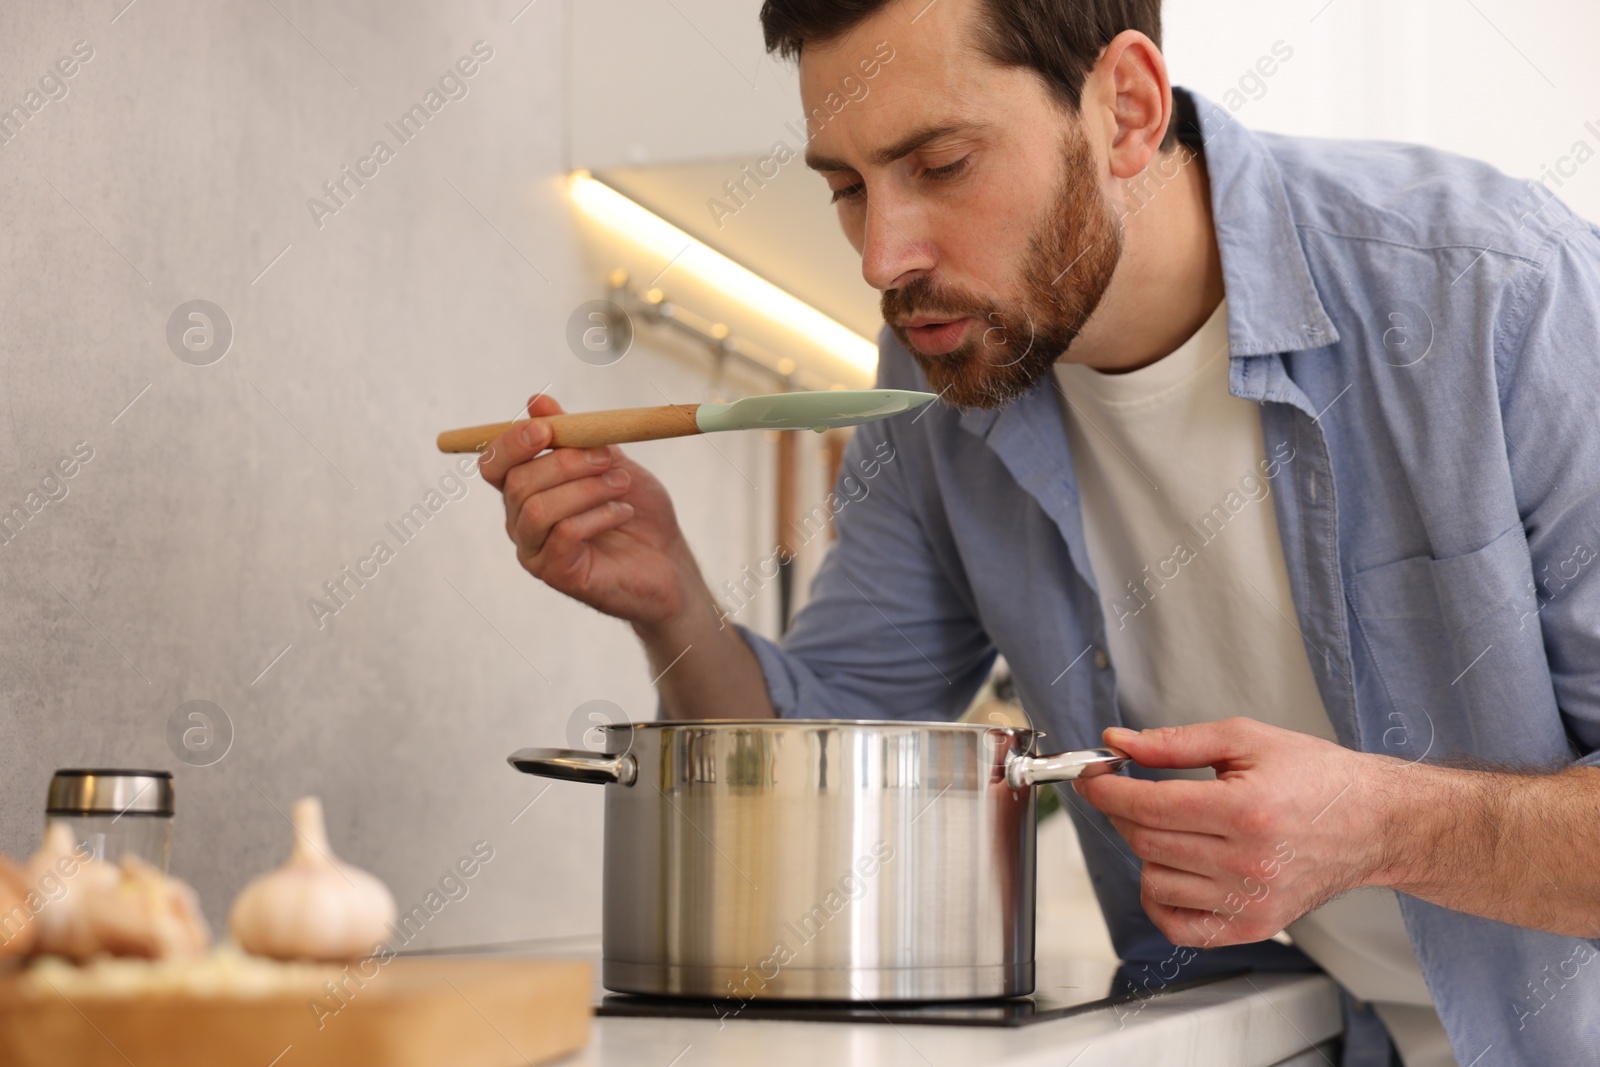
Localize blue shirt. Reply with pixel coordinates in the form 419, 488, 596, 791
736, 88, 1600, 1063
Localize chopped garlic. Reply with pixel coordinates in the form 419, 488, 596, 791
19, 944, 338, 999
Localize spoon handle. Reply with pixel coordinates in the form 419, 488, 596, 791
437, 404, 702, 453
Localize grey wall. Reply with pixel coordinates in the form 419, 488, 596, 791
570, 0, 802, 171
0, 0, 780, 949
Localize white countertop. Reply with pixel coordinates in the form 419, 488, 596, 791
568, 970, 1340, 1067
436, 939, 1342, 1067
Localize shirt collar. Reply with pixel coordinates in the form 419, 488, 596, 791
1182, 86, 1340, 356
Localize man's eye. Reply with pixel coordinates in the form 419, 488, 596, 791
830, 182, 865, 204
923, 157, 969, 181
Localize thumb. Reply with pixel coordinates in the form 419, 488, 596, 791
1103, 719, 1254, 770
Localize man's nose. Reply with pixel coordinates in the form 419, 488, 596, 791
860, 193, 934, 292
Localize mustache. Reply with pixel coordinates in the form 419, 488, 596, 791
881, 276, 993, 324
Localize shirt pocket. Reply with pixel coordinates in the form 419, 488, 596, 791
1348, 523, 1554, 759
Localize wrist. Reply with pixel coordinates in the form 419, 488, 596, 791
1357, 752, 1436, 891
631, 557, 722, 652
1364, 758, 1504, 896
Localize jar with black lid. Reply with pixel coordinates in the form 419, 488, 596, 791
45, 769, 174, 872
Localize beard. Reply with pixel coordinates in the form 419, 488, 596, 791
882, 124, 1123, 409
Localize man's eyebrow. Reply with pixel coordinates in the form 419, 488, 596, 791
804, 121, 991, 173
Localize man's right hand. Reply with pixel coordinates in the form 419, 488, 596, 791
479, 393, 695, 628
479, 392, 777, 721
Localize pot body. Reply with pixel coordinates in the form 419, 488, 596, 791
594, 720, 1039, 1001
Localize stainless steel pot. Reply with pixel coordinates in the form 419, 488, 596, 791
509, 719, 1126, 1002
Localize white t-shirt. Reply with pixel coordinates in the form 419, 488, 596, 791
1053, 300, 1455, 1067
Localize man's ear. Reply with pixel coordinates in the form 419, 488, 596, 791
1086, 30, 1173, 181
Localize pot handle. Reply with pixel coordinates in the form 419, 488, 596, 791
508, 747, 638, 786
1006, 747, 1129, 789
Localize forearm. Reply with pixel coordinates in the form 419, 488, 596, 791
632, 562, 774, 721
1372, 760, 1600, 938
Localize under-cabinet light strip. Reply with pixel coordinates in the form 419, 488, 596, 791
567, 170, 879, 377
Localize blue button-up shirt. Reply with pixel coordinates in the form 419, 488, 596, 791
736, 89, 1600, 1063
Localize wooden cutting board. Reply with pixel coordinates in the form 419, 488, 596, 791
0, 957, 592, 1067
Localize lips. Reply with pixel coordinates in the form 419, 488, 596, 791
902, 317, 973, 357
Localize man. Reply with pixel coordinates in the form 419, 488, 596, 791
481, 1, 1600, 1063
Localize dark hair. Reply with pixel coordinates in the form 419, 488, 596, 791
761, 0, 1170, 138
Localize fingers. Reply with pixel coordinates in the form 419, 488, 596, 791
1103, 718, 1261, 771
1139, 861, 1219, 912
1144, 888, 1285, 948
1077, 773, 1232, 834
1142, 860, 1281, 926
530, 500, 636, 581
510, 464, 632, 557
1144, 898, 1239, 947
1106, 816, 1224, 873
479, 394, 566, 489
527, 393, 563, 420
503, 443, 622, 510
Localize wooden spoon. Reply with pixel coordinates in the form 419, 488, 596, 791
437, 389, 938, 453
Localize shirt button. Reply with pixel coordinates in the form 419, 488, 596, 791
1092, 647, 1110, 671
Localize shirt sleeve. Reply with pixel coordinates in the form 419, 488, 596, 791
1499, 220, 1600, 764
736, 349, 996, 721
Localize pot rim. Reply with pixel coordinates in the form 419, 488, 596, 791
598, 717, 1039, 735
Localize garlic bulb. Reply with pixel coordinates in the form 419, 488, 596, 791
29, 822, 119, 960
27, 822, 210, 961
229, 796, 397, 961
92, 854, 211, 959
1, 853, 37, 958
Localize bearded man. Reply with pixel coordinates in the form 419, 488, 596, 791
480, 2, 1600, 1063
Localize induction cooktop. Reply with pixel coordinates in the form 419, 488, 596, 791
596, 960, 1244, 1028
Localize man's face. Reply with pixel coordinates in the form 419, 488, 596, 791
800, 0, 1123, 408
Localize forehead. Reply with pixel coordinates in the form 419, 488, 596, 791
797, 0, 999, 163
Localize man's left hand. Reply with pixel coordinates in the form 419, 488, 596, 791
1074, 718, 1398, 948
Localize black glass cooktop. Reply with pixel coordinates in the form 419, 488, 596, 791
596, 960, 1243, 1028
